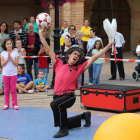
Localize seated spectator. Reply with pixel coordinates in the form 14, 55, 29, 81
0, 66, 4, 95
0, 22, 9, 54
34, 70, 50, 92
14, 39, 26, 67
25, 23, 40, 79
38, 46, 48, 81
25, 16, 39, 33
22, 17, 28, 31
16, 64, 34, 94
10, 20, 27, 48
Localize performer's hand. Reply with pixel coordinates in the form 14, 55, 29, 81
39, 26, 47, 34
108, 42, 116, 48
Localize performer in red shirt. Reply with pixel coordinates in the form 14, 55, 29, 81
39, 27, 115, 138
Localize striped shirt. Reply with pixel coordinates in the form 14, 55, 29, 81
9, 29, 27, 48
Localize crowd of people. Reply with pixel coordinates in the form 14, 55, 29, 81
0, 16, 126, 103
0, 15, 126, 138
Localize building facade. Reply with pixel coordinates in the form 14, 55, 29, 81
0, 0, 140, 51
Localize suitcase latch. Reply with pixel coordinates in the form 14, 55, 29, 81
82, 90, 89, 95
105, 91, 108, 96
96, 90, 98, 96
115, 92, 123, 99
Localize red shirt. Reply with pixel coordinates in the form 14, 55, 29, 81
53, 56, 88, 93
28, 33, 35, 52
38, 53, 48, 68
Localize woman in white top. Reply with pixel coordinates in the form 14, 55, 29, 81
1, 38, 19, 110
0, 22, 9, 54
64, 25, 76, 53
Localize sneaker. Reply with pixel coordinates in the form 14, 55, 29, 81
88, 83, 93, 85
36, 90, 39, 92
14, 106, 19, 110
28, 90, 34, 94
18, 90, 23, 94
84, 111, 91, 127
53, 129, 69, 138
3, 105, 9, 110
45, 89, 48, 92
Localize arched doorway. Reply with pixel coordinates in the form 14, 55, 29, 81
91, 0, 131, 51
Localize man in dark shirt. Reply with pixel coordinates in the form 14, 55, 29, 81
10, 20, 27, 48
25, 23, 40, 79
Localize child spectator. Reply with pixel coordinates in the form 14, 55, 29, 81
1, 38, 19, 110
34, 70, 50, 92
16, 64, 34, 94
38, 46, 48, 80
14, 39, 26, 67
0, 66, 4, 95
92, 40, 105, 85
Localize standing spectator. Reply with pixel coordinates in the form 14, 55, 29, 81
9, 20, 27, 48
87, 28, 103, 85
0, 22, 9, 54
41, 30, 50, 75
60, 21, 68, 57
80, 19, 91, 55
14, 39, 26, 67
38, 46, 48, 81
25, 23, 40, 80
22, 17, 28, 31
1, 38, 19, 110
109, 31, 125, 80
64, 25, 76, 53
25, 16, 39, 33
92, 40, 105, 85
75, 30, 85, 87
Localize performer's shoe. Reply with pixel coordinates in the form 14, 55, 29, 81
84, 111, 91, 127
53, 129, 69, 138
108, 77, 116, 80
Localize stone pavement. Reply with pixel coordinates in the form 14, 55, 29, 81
0, 52, 140, 140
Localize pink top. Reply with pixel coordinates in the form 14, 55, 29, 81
53, 56, 88, 93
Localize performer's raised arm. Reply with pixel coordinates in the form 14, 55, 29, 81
39, 28, 56, 64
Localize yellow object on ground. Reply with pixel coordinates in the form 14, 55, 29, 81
93, 113, 140, 140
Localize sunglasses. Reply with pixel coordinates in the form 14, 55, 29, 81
69, 28, 75, 31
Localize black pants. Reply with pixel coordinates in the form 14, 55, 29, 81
50, 93, 81, 129
25, 52, 38, 80
83, 41, 87, 56
110, 47, 125, 79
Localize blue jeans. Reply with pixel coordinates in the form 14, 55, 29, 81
93, 63, 102, 85
34, 60, 39, 76
39, 68, 48, 80
78, 74, 82, 85
88, 65, 93, 83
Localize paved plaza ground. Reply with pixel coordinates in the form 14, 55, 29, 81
0, 52, 140, 140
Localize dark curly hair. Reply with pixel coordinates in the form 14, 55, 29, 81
13, 20, 21, 25
2, 38, 14, 51
0, 22, 8, 34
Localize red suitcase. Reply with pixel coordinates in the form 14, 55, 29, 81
80, 84, 140, 112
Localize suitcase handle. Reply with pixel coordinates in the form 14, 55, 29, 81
133, 97, 139, 104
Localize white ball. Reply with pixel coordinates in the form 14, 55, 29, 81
36, 13, 51, 28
